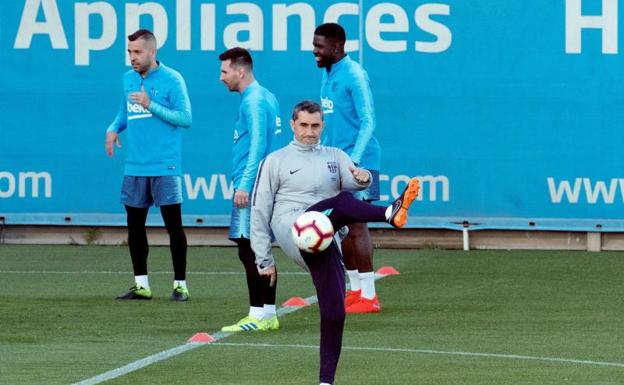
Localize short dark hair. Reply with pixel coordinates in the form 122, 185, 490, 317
219, 47, 253, 70
314, 23, 346, 43
128, 29, 156, 46
292, 100, 323, 121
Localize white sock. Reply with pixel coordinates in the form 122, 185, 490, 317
359, 272, 376, 299
173, 280, 187, 289
320, 383, 332, 385
384, 205, 393, 220
135, 275, 149, 289
263, 304, 276, 319
249, 306, 264, 320
346, 269, 361, 291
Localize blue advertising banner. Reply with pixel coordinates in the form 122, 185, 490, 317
1, 0, 623, 231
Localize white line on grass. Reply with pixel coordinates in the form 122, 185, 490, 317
71, 344, 202, 385
210, 342, 624, 369
69, 267, 623, 385
70, 291, 325, 384
0, 270, 307, 276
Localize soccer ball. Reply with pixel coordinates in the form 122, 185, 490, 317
291, 211, 334, 253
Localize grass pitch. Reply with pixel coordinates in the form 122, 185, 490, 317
1, 245, 623, 385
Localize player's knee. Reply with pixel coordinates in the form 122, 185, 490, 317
126, 214, 147, 228
166, 224, 185, 238
167, 225, 184, 235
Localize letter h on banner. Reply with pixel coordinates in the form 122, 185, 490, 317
565, 0, 618, 54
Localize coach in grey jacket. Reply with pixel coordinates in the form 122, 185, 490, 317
250, 100, 420, 385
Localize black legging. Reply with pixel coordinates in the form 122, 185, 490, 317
125, 204, 187, 280
234, 237, 276, 307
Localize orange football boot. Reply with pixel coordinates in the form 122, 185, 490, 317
344, 289, 361, 308
346, 295, 381, 314
387, 178, 420, 228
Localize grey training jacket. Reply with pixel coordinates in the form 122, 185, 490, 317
250, 139, 370, 271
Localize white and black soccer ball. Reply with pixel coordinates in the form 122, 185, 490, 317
291, 211, 334, 253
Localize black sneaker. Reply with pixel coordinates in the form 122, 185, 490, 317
116, 285, 152, 300
387, 178, 420, 228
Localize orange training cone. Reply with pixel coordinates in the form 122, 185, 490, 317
282, 296, 310, 307
187, 332, 215, 344
376, 266, 400, 276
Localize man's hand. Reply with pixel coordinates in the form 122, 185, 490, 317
349, 166, 370, 184
234, 190, 250, 208
105, 131, 121, 157
129, 85, 151, 108
259, 265, 276, 287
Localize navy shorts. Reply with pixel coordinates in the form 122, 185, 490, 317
120, 175, 183, 208
352, 169, 380, 202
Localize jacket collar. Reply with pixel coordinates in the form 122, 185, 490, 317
291, 138, 321, 151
